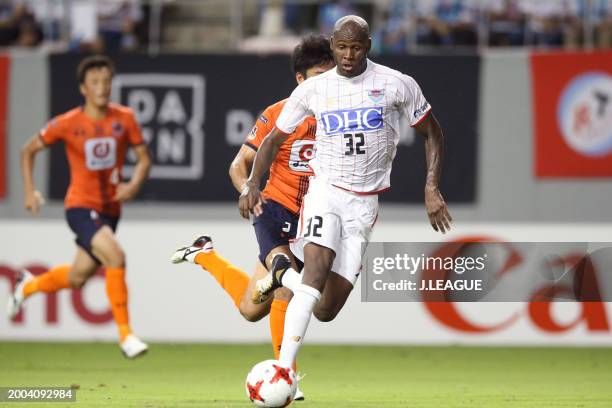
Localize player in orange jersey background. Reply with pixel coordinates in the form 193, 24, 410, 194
171, 35, 335, 400
9, 55, 151, 359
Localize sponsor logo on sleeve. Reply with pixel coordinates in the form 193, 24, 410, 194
247, 125, 258, 140
321, 107, 384, 135
414, 102, 430, 119
258, 115, 269, 124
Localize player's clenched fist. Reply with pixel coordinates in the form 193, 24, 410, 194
24, 190, 45, 216
114, 182, 138, 202
239, 181, 266, 219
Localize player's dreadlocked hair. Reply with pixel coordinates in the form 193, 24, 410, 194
291, 34, 333, 77
77, 55, 115, 84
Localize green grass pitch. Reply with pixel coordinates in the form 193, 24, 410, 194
1, 342, 611, 407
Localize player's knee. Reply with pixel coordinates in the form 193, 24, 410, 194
313, 305, 339, 322
273, 287, 292, 302
239, 301, 266, 323
106, 248, 126, 268
69, 273, 89, 288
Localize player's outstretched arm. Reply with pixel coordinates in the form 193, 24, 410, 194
229, 145, 256, 194
20, 134, 46, 215
114, 144, 151, 202
238, 127, 289, 219
415, 113, 453, 234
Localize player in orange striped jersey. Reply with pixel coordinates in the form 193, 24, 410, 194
171, 35, 334, 400
9, 55, 151, 359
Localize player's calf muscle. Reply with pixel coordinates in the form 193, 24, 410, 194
302, 244, 334, 291
314, 274, 352, 322
314, 294, 342, 322
313, 305, 337, 322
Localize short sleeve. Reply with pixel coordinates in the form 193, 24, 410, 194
244, 105, 276, 151
399, 75, 432, 127
126, 111, 144, 146
275, 82, 312, 134
39, 116, 64, 145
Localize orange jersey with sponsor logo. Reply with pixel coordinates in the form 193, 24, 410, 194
40, 103, 144, 216
245, 99, 315, 214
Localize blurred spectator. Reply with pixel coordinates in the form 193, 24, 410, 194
372, 1, 416, 54
318, 0, 359, 36
416, 0, 478, 46
578, 0, 612, 48
0, 0, 42, 47
240, 1, 301, 53
258, 0, 284, 37
97, 0, 142, 51
26, 0, 64, 43
69, 0, 142, 52
590, 0, 612, 48
566, 0, 612, 49
519, 0, 571, 47
485, 0, 525, 46
284, 3, 318, 35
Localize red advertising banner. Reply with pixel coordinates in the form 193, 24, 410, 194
0, 54, 9, 198
531, 51, 612, 178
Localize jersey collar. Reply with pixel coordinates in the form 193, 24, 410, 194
334, 59, 372, 81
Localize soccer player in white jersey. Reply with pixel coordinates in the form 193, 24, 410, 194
239, 15, 452, 369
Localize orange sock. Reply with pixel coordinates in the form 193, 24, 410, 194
105, 267, 131, 341
270, 299, 297, 372
23, 264, 71, 297
194, 251, 250, 309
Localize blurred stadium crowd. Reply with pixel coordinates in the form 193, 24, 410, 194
0, 0, 610, 52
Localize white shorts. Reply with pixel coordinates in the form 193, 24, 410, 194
290, 176, 379, 286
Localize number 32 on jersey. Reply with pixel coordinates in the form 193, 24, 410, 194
304, 216, 323, 238
343, 133, 365, 155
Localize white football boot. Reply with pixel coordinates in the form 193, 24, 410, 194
171, 235, 214, 264
120, 334, 148, 359
6, 269, 34, 319
294, 385, 305, 401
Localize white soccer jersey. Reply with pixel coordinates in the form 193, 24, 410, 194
276, 59, 431, 193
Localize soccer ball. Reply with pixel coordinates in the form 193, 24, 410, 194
245, 359, 297, 407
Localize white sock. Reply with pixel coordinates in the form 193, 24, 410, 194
278, 283, 321, 367
280, 267, 302, 292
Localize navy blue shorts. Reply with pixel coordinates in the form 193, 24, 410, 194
253, 199, 303, 269
66, 208, 119, 262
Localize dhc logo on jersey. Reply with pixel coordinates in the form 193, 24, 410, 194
321, 107, 384, 135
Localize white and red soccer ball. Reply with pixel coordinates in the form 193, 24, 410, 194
245, 360, 297, 407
